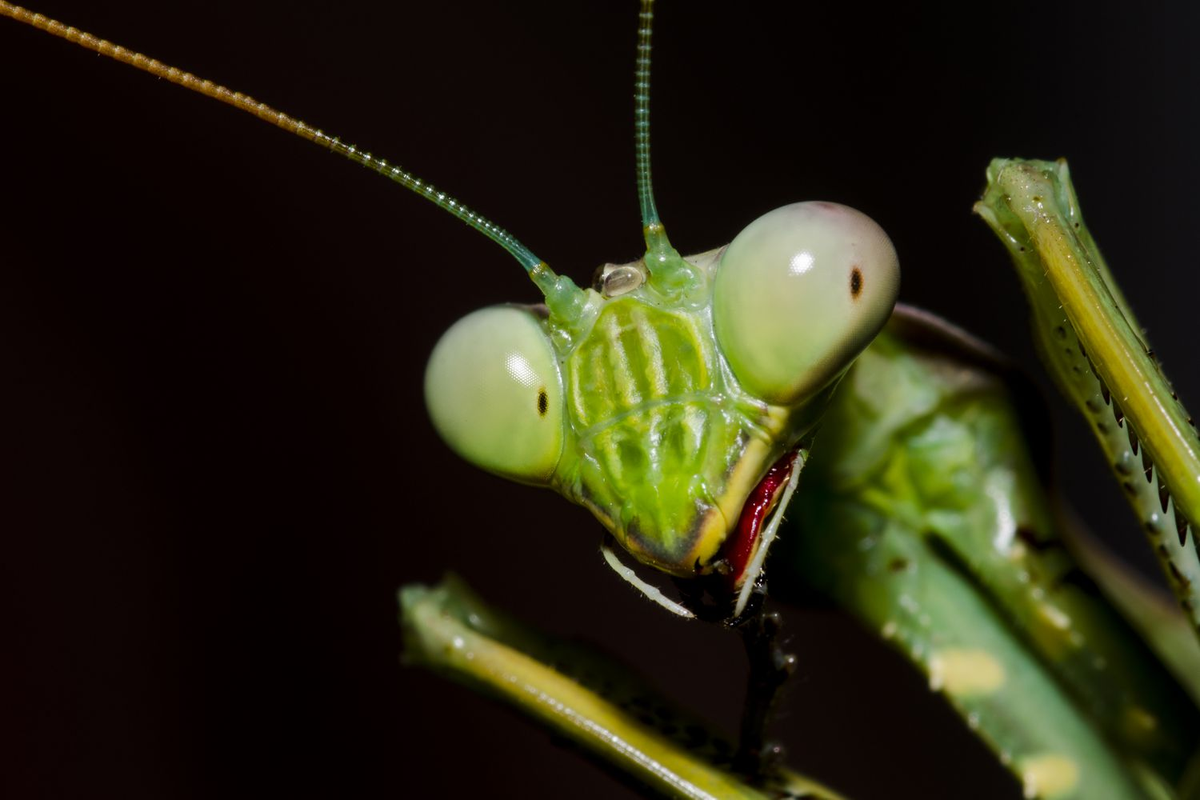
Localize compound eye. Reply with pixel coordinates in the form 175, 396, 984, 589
424, 306, 564, 485
713, 202, 900, 404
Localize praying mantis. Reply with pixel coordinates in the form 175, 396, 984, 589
5, 1, 1200, 797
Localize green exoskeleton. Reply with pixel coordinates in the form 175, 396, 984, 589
5, 2, 1200, 799
426, 199, 899, 618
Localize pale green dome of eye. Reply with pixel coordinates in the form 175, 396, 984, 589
424, 306, 565, 485
713, 201, 900, 405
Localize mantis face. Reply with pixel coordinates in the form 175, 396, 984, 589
426, 201, 898, 590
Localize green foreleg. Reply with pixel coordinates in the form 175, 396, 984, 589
786, 503, 1148, 799
400, 576, 844, 800
976, 159, 1200, 636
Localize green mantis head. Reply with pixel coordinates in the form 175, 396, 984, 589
423, 0, 897, 613
425, 201, 899, 598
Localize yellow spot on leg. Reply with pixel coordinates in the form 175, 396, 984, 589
1020, 754, 1079, 799
928, 648, 1005, 696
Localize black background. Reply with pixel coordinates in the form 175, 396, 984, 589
3, 2, 1198, 798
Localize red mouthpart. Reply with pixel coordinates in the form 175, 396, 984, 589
719, 448, 800, 591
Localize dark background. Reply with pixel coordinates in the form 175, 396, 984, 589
2, 2, 1198, 797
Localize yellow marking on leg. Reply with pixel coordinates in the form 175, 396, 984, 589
1020, 754, 1079, 799
928, 648, 1005, 696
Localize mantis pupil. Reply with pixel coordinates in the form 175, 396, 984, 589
850, 268, 864, 299
537, 389, 549, 416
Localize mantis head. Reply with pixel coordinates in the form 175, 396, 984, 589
425, 201, 898, 615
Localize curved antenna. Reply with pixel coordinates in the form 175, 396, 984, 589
634, 0, 662, 236
1, 1, 586, 320
633, 0, 692, 293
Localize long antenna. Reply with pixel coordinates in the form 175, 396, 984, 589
634, 0, 661, 234
633, 0, 686, 284
0, 2, 558, 281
